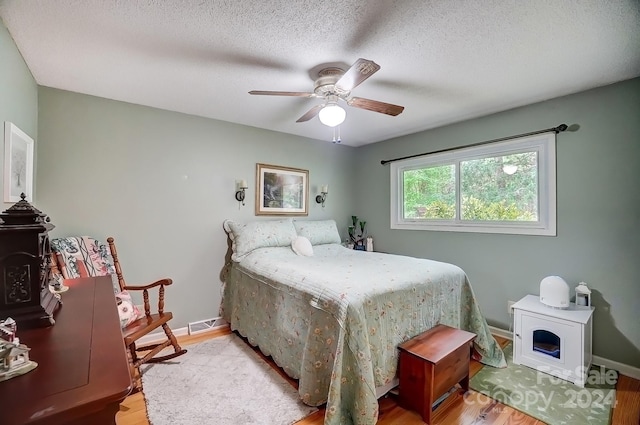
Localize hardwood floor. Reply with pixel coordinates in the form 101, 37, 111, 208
116, 326, 640, 425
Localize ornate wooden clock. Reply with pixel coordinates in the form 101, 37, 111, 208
0, 194, 60, 328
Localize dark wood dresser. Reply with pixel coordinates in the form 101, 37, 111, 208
0, 276, 132, 425
0, 194, 60, 328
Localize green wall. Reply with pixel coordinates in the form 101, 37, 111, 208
356, 78, 640, 367
0, 18, 37, 208
36, 87, 357, 329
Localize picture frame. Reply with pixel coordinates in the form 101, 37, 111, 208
256, 163, 308, 216
4, 122, 34, 203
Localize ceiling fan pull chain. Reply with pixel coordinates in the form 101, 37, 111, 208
332, 126, 342, 144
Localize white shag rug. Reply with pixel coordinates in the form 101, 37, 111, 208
141, 333, 318, 425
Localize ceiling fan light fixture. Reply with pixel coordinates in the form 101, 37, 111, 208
503, 164, 518, 175
318, 103, 346, 127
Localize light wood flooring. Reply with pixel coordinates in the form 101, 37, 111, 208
116, 326, 640, 425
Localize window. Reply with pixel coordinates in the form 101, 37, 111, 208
390, 133, 556, 235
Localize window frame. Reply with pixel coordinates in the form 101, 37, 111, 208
390, 133, 556, 236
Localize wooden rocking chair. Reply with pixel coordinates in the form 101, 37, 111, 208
49, 236, 187, 389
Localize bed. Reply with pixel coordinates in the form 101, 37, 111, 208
221, 218, 506, 425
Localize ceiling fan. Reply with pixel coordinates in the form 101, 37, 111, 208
249, 58, 404, 127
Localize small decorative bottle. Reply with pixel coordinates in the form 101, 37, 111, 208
366, 237, 374, 252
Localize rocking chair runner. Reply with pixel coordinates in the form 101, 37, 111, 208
49, 236, 186, 387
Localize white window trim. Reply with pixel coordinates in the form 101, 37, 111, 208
390, 133, 556, 236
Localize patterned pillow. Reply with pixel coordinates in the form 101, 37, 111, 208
223, 218, 298, 262
116, 290, 141, 328
293, 219, 341, 245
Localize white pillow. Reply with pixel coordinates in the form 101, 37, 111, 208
223, 219, 297, 262
291, 236, 314, 257
115, 290, 141, 329
293, 219, 342, 245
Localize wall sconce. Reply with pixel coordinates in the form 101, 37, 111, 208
235, 179, 248, 206
315, 184, 328, 208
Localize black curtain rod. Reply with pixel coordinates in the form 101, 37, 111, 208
380, 123, 568, 165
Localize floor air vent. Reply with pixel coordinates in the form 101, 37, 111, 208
188, 317, 227, 335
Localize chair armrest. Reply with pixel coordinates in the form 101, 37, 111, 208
123, 278, 173, 292
122, 278, 173, 316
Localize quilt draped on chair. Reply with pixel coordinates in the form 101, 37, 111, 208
50, 236, 116, 281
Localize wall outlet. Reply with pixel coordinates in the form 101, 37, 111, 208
507, 300, 516, 314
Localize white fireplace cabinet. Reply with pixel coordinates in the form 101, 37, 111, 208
512, 294, 594, 387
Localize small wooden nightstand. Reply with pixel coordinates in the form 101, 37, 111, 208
398, 324, 476, 424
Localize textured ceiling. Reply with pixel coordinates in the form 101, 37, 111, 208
1, 0, 639, 147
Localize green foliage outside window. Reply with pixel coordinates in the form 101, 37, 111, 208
403, 164, 455, 219
403, 152, 538, 221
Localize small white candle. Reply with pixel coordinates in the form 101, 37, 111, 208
321, 184, 328, 194
239, 179, 248, 189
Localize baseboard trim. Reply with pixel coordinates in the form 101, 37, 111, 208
592, 355, 640, 380
488, 325, 513, 340
488, 325, 640, 380
135, 322, 233, 347
136, 326, 189, 346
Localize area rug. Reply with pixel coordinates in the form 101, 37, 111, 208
141, 334, 318, 425
470, 344, 616, 425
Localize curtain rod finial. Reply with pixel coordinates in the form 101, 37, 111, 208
557, 124, 568, 132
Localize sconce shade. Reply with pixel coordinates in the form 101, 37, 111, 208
316, 184, 329, 207
318, 104, 346, 127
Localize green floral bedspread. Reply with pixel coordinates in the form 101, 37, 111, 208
221, 244, 506, 425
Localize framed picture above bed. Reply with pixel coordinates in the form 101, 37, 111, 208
255, 163, 309, 216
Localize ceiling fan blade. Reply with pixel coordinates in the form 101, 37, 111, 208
335, 58, 381, 92
296, 104, 324, 122
348, 97, 405, 116
249, 90, 315, 97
